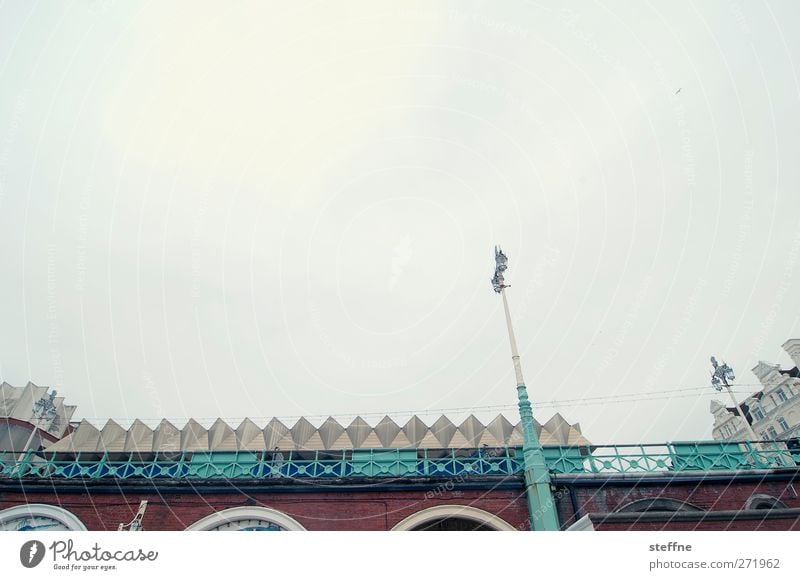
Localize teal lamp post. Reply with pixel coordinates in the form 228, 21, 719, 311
492, 247, 559, 531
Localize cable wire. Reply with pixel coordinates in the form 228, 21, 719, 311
71, 383, 772, 426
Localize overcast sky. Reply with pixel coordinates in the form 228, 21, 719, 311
1, 1, 799, 444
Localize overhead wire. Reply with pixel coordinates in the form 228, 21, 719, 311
72, 383, 771, 427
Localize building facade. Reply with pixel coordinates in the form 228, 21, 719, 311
711, 339, 800, 442
2, 382, 800, 531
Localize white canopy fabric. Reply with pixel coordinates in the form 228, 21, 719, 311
45, 413, 589, 452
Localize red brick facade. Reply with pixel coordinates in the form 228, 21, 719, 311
593, 515, 800, 531
551, 472, 800, 530
2, 470, 799, 530
0, 486, 530, 531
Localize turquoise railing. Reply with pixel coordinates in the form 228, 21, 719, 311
0, 448, 524, 480
0, 441, 797, 480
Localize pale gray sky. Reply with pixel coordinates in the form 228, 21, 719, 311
1, 1, 799, 443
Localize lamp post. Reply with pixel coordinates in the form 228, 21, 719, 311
16, 391, 58, 464
710, 357, 760, 443
492, 246, 559, 531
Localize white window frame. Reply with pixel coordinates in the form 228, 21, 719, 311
0, 504, 87, 531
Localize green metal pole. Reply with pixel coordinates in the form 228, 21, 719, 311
500, 286, 559, 531
517, 383, 560, 530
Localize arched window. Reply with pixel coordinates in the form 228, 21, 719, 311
392, 505, 517, 531
614, 498, 704, 513
409, 517, 494, 531
185, 506, 306, 531
0, 504, 87, 531
745, 495, 787, 510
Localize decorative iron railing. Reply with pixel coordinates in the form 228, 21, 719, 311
0, 440, 797, 480
0, 448, 523, 480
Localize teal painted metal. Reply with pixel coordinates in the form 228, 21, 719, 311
543, 441, 797, 473
0, 441, 796, 481
497, 282, 560, 531
670, 441, 751, 471
0, 448, 524, 480
351, 449, 417, 476
516, 384, 560, 531
668, 441, 794, 471
542, 446, 586, 473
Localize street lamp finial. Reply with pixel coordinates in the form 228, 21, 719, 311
492, 246, 509, 293
710, 355, 735, 391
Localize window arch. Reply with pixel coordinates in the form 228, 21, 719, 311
185, 506, 306, 531
391, 505, 517, 531
614, 498, 704, 513
745, 494, 787, 510
0, 504, 87, 531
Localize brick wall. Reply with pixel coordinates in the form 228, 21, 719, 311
0, 487, 530, 531
552, 475, 800, 530
4, 473, 800, 531
569, 479, 799, 514
595, 518, 800, 531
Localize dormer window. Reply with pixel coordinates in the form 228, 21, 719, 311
776, 388, 788, 403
